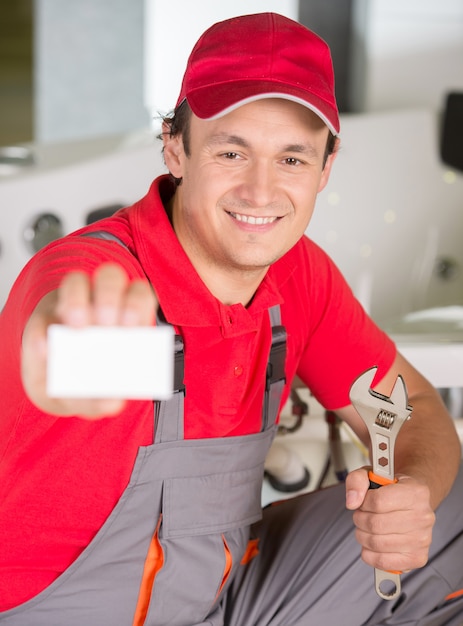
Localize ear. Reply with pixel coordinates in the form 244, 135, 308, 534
162, 121, 185, 179
317, 137, 340, 194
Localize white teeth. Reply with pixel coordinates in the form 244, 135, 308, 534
230, 212, 278, 225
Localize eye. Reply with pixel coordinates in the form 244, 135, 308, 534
284, 156, 303, 166
221, 151, 241, 160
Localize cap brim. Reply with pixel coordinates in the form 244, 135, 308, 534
185, 82, 340, 135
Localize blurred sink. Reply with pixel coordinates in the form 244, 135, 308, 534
385, 306, 463, 389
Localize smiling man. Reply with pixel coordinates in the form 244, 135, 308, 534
164, 98, 335, 305
1, 12, 462, 626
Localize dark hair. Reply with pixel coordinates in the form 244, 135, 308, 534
324, 131, 337, 167
160, 100, 192, 156
161, 100, 337, 172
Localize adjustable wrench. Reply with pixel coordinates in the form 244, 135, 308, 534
349, 366, 412, 601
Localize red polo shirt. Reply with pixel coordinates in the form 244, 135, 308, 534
0, 176, 395, 608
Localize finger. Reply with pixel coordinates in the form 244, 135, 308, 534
356, 516, 432, 552
56, 271, 93, 326
353, 501, 435, 543
53, 397, 127, 419
120, 279, 158, 326
21, 311, 49, 406
92, 263, 130, 325
357, 479, 432, 514
345, 466, 370, 509
359, 540, 431, 572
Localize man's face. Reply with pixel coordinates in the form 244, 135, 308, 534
165, 98, 336, 288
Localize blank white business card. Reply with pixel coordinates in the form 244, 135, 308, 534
47, 324, 174, 400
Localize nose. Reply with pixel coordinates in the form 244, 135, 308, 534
239, 159, 278, 209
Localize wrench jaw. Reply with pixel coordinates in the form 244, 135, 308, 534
349, 367, 412, 483
349, 366, 413, 601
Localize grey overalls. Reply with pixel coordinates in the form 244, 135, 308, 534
0, 303, 286, 626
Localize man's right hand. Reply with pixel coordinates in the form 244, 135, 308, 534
21, 263, 158, 418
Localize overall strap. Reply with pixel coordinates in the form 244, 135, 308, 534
263, 305, 287, 431
81, 230, 127, 245
153, 312, 185, 443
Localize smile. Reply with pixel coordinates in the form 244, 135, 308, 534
228, 212, 279, 225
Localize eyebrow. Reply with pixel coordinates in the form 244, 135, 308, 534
207, 133, 250, 148
207, 133, 318, 156
284, 143, 317, 156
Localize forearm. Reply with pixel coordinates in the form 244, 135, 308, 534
393, 386, 461, 510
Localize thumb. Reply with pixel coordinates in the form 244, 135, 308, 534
345, 467, 370, 510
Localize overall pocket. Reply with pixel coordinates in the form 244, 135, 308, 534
143, 463, 265, 626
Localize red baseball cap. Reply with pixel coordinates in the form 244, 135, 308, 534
176, 12, 340, 135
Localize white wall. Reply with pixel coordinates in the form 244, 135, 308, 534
350, 0, 463, 113
309, 109, 463, 325
143, 0, 298, 123
34, 0, 149, 143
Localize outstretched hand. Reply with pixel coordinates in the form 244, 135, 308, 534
21, 263, 157, 418
345, 467, 435, 573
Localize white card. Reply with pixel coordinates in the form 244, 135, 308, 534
47, 324, 174, 400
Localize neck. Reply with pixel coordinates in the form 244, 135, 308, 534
198, 265, 268, 307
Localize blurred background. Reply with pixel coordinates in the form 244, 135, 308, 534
1, 0, 462, 316
2, 0, 462, 142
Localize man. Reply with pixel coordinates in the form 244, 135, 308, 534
0, 12, 462, 626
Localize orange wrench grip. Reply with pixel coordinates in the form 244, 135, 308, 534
368, 470, 398, 489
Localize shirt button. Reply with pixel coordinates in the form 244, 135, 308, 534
234, 365, 244, 377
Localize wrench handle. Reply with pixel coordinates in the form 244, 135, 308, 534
368, 470, 398, 489
374, 569, 401, 601
367, 470, 402, 600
